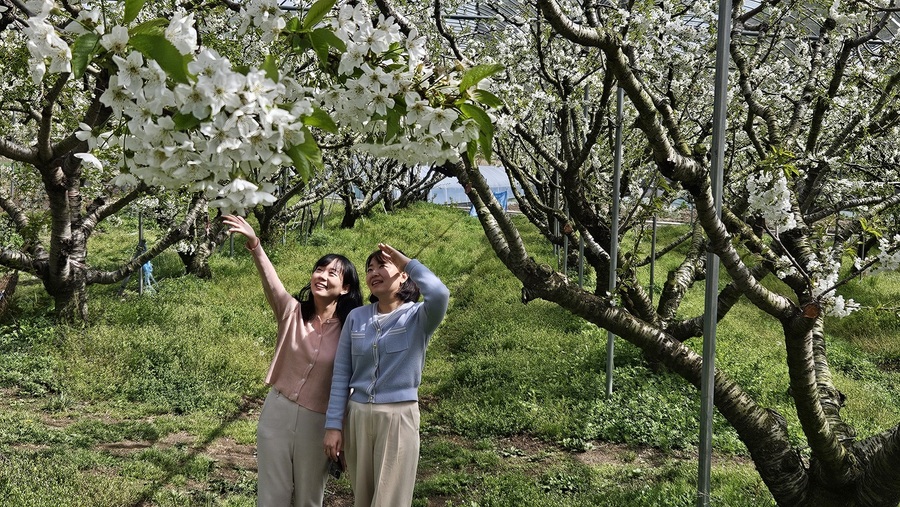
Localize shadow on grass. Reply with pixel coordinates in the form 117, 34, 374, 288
127, 384, 269, 506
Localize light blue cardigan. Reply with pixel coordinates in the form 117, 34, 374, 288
325, 259, 450, 430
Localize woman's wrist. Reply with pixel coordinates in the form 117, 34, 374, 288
246, 236, 260, 250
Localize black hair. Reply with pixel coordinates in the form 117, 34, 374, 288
295, 254, 362, 325
365, 249, 420, 304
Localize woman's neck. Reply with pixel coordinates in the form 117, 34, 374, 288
313, 297, 339, 321
376, 298, 403, 314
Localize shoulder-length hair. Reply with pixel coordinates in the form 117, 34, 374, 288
366, 249, 420, 304
294, 254, 362, 325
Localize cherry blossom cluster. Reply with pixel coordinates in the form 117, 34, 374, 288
20, 0, 492, 214
315, 1, 481, 166
807, 256, 861, 317
22, 0, 71, 84
95, 30, 296, 213
746, 171, 798, 234
867, 234, 900, 274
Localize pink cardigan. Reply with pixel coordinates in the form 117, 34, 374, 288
249, 241, 340, 414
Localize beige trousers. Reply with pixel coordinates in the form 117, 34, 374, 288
257, 388, 329, 507
344, 400, 420, 507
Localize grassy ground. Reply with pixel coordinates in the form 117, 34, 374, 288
1, 203, 898, 506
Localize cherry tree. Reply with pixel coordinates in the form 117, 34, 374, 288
365, 0, 900, 504
329, 148, 447, 228
0, 0, 499, 320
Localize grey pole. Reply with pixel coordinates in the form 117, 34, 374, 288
580, 85, 588, 288
606, 86, 624, 398
553, 172, 560, 267
578, 236, 585, 288
650, 216, 657, 305
563, 206, 569, 274
138, 211, 144, 296
698, 0, 732, 504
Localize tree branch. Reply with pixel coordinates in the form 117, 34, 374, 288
372, 0, 415, 38
0, 137, 36, 164
37, 72, 70, 162
855, 426, 900, 506
432, 0, 463, 61
85, 195, 206, 284
81, 183, 149, 237
538, 0, 700, 184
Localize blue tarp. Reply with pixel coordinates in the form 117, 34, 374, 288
424, 165, 515, 206
469, 191, 509, 216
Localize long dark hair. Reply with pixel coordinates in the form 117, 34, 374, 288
365, 249, 420, 304
295, 254, 362, 325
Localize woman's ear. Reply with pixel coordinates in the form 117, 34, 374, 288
341, 284, 349, 295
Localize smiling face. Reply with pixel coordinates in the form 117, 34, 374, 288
366, 252, 408, 301
310, 258, 349, 301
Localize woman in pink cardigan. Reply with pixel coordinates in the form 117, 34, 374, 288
224, 215, 363, 507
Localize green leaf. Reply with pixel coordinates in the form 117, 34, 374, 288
459, 103, 494, 139
129, 18, 168, 37
291, 33, 312, 53
285, 128, 323, 182
286, 144, 312, 182
124, 0, 147, 25
466, 139, 478, 165
285, 17, 303, 33
308, 31, 330, 68
478, 130, 493, 163
460, 103, 494, 163
129, 34, 191, 84
302, 0, 337, 30
384, 106, 402, 142
71, 32, 100, 79
859, 218, 883, 238
173, 112, 201, 130
302, 107, 338, 134
459, 63, 504, 93
471, 89, 504, 109
262, 54, 279, 81
312, 27, 346, 52
309, 27, 345, 66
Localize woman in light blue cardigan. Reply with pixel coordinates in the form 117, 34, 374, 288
324, 243, 449, 507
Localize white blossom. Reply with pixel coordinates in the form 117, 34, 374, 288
100, 25, 130, 54
74, 152, 103, 171
165, 10, 198, 55
746, 171, 798, 233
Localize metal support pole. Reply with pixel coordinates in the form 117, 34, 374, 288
606, 86, 624, 398
563, 206, 569, 274
138, 212, 144, 296
650, 216, 658, 305
578, 236, 585, 288
553, 172, 560, 266
698, 0, 732, 504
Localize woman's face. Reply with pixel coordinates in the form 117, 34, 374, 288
366, 255, 408, 300
311, 259, 348, 300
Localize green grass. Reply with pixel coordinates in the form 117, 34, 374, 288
1, 202, 898, 506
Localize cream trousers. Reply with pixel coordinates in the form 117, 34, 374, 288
344, 400, 420, 507
257, 387, 329, 507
